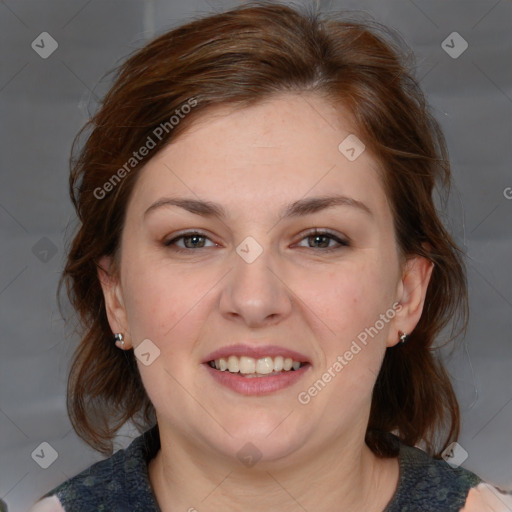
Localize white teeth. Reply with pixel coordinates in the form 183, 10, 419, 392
273, 355, 284, 372
239, 356, 256, 374
227, 355, 239, 373
210, 355, 304, 374
256, 357, 274, 375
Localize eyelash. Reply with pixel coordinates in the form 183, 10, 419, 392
164, 229, 350, 253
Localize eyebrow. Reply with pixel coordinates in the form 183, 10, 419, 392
143, 194, 373, 220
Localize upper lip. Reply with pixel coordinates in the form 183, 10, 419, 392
203, 344, 310, 364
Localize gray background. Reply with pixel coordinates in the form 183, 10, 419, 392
1, 0, 511, 510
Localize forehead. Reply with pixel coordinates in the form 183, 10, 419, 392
127, 93, 390, 221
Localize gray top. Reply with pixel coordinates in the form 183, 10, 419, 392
42, 426, 482, 511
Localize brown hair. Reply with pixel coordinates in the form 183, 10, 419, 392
59, 2, 466, 457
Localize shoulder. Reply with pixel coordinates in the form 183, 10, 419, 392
399, 440, 481, 488
461, 483, 512, 512
38, 425, 160, 511
28, 496, 65, 512
386, 435, 482, 511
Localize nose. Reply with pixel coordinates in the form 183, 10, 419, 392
218, 240, 293, 328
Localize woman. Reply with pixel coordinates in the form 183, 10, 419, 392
30, 3, 511, 511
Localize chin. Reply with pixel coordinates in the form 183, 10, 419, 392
212, 416, 311, 466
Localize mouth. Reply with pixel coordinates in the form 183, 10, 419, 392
207, 355, 307, 377
202, 345, 311, 395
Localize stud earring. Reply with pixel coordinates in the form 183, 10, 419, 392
114, 333, 125, 349
398, 331, 408, 345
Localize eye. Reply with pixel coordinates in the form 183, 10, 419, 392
164, 231, 217, 250
295, 229, 350, 252
163, 229, 349, 253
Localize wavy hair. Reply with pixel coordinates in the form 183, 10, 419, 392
59, 2, 467, 457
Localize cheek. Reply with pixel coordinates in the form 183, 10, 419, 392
304, 256, 397, 391
305, 258, 396, 338
121, 262, 213, 408
305, 283, 390, 416
121, 257, 211, 346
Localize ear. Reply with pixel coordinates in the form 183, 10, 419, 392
97, 255, 132, 349
388, 255, 434, 347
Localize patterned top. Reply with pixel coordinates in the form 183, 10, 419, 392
38, 425, 484, 511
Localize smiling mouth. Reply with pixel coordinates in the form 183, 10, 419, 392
207, 355, 307, 378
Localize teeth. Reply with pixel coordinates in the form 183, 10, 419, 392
227, 355, 239, 373
256, 357, 274, 375
239, 356, 256, 374
210, 355, 304, 375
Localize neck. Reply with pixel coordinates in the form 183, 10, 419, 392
148, 424, 399, 512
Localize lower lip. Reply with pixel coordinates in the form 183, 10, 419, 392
203, 363, 311, 396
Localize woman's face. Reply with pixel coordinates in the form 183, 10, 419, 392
101, 93, 430, 466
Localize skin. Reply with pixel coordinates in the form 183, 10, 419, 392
98, 93, 433, 512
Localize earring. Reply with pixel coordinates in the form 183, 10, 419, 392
398, 330, 408, 345
114, 333, 125, 349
